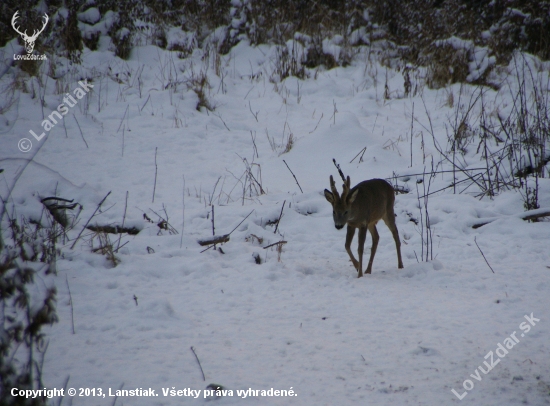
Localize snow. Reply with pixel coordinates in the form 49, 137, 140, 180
434, 37, 496, 83
78, 8, 101, 25
77, 10, 118, 46
1, 37, 549, 406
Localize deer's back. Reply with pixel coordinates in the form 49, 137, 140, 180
348, 179, 395, 226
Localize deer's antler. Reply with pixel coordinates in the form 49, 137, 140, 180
11, 11, 48, 40
29, 13, 49, 40
329, 175, 340, 199
341, 176, 351, 201
11, 11, 26, 37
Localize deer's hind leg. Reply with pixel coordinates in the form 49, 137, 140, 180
345, 225, 360, 272
383, 213, 404, 269
364, 223, 379, 275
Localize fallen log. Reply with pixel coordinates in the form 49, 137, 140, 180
471, 207, 550, 228
197, 234, 230, 246
87, 225, 141, 235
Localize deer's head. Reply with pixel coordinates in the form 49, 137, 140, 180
12, 11, 49, 54
324, 175, 358, 229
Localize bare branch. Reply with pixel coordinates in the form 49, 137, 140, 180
263, 240, 287, 249
474, 236, 495, 273
71, 191, 112, 249
283, 160, 303, 193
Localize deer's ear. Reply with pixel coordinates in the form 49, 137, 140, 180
324, 189, 334, 203
348, 189, 358, 204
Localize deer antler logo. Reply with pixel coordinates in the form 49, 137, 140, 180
12, 11, 49, 54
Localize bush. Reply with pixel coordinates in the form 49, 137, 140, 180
0, 216, 59, 405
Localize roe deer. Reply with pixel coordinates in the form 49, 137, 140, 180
324, 175, 404, 277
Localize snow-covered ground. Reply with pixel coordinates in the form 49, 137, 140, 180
1, 38, 549, 405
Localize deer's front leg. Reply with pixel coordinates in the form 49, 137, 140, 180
365, 224, 379, 275
345, 225, 359, 271
357, 226, 368, 277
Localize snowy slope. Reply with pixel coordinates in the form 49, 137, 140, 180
1, 39, 549, 406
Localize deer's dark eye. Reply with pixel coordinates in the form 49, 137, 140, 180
333, 210, 335, 215
344, 211, 348, 216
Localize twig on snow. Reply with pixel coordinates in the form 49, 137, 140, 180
283, 160, 303, 193
70, 191, 112, 249
274, 200, 286, 234
190, 346, 206, 381
474, 236, 495, 273
199, 210, 254, 252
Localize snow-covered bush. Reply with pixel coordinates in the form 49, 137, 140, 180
2, 0, 548, 78
0, 218, 59, 405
